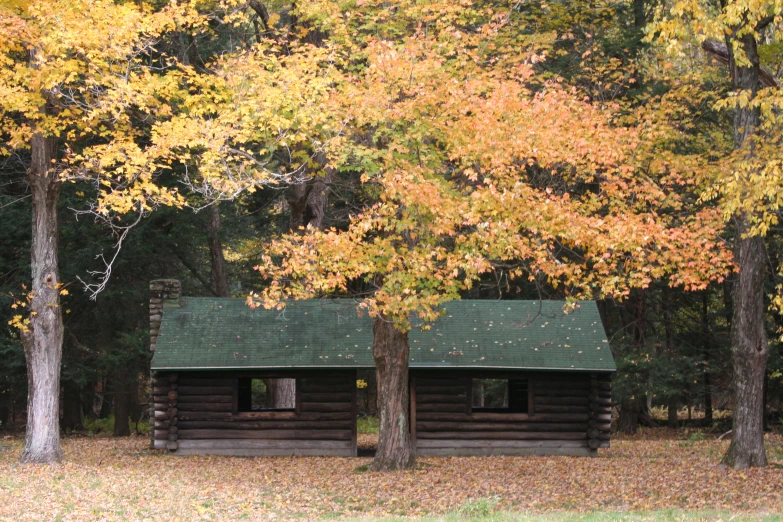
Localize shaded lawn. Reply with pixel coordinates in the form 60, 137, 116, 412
1, 430, 782, 521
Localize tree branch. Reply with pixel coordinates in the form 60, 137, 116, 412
701, 39, 779, 88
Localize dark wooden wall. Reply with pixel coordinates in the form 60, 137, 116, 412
411, 371, 612, 456
151, 370, 357, 456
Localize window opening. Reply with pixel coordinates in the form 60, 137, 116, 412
471, 378, 528, 413
238, 378, 296, 412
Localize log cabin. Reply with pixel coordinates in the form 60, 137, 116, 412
149, 280, 615, 457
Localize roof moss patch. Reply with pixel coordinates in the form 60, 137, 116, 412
151, 299, 615, 372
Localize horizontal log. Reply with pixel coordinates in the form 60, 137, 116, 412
417, 394, 468, 404
153, 386, 171, 395
535, 397, 589, 406
417, 431, 587, 440
152, 440, 168, 450
417, 412, 590, 422
301, 392, 352, 402
154, 420, 170, 429
587, 428, 599, 439
154, 430, 169, 440
417, 403, 466, 413
176, 439, 353, 450
417, 447, 593, 457
534, 389, 590, 398
591, 413, 612, 423
588, 421, 612, 431
417, 422, 587, 432
178, 412, 234, 420
300, 377, 354, 387
154, 411, 170, 421
300, 384, 354, 393
589, 397, 612, 407
177, 386, 233, 395
176, 395, 233, 404
177, 403, 233, 412
415, 385, 466, 395
588, 439, 601, 449
415, 378, 465, 387
174, 447, 355, 457
535, 405, 590, 413
599, 441, 610, 448
299, 402, 351, 413
177, 420, 352, 430
178, 429, 351, 440
416, 439, 588, 448
234, 411, 352, 421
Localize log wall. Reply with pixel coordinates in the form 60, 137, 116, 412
412, 371, 612, 456
151, 370, 357, 456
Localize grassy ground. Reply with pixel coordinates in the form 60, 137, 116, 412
1, 429, 782, 521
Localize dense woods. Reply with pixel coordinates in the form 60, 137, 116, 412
1, 0, 783, 477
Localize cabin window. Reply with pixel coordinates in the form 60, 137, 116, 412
237, 378, 296, 412
471, 378, 528, 413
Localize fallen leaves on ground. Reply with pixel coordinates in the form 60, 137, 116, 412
1, 430, 782, 521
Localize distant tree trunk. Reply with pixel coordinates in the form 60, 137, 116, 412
371, 316, 415, 470
99, 377, 113, 419
207, 204, 230, 298
702, 292, 713, 426
20, 127, 64, 464
262, 177, 331, 409
667, 398, 678, 428
113, 374, 130, 437
721, 30, 769, 469
129, 377, 141, 430
617, 398, 641, 435
61, 382, 83, 431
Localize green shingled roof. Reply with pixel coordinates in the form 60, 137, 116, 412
151, 298, 615, 372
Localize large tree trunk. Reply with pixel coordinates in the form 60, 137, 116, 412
20, 130, 64, 464
371, 316, 415, 470
207, 204, 230, 298
263, 379, 296, 409
721, 31, 769, 469
724, 225, 768, 467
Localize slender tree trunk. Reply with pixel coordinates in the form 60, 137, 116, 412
207, 204, 230, 298
262, 177, 331, 409
702, 292, 713, 426
61, 382, 83, 431
20, 130, 64, 464
371, 316, 415, 470
113, 373, 130, 437
721, 31, 769, 469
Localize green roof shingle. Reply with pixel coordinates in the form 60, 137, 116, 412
151, 298, 615, 372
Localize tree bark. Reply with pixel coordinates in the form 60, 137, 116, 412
721, 30, 769, 469
262, 379, 296, 409
371, 316, 415, 470
20, 129, 64, 464
207, 204, 230, 298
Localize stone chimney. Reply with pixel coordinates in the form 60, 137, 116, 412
149, 279, 181, 352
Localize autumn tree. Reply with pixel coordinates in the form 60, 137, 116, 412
1, 0, 337, 462
250, 0, 732, 470
655, 1, 783, 468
